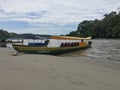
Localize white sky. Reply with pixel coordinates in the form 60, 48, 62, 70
0, 0, 120, 35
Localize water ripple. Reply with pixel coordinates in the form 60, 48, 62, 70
57, 39, 120, 62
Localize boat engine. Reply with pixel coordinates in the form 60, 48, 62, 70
88, 41, 92, 45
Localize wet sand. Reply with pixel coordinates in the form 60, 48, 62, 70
0, 47, 120, 90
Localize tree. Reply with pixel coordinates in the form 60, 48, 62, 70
68, 11, 120, 38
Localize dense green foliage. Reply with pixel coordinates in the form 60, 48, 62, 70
0, 30, 51, 40
68, 11, 120, 38
0, 29, 51, 40
0, 29, 20, 39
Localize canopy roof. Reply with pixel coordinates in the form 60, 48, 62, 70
23, 35, 47, 40
51, 36, 91, 40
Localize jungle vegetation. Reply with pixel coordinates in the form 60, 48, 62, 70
68, 11, 120, 38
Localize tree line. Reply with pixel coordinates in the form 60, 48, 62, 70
0, 29, 20, 39
68, 11, 120, 38
0, 29, 51, 40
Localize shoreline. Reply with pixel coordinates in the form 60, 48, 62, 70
0, 47, 120, 90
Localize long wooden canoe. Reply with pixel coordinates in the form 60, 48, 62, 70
12, 36, 92, 55
12, 44, 91, 55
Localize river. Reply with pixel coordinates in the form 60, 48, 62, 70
58, 39, 120, 62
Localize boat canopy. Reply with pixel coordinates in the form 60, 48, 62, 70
51, 36, 91, 40
23, 34, 47, 40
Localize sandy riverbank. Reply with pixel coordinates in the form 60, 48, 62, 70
0, 47, 120, 90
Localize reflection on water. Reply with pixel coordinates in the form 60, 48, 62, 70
57, 39, 120, 61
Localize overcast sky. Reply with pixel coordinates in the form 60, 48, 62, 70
0, 0, 120, 35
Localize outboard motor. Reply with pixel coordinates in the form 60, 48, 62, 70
45, 40, 50, 44
88, 41, 92, 46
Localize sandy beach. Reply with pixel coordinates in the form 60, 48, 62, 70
0, 47, 120, 90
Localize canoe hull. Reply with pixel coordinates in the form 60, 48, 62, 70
12, 44, 91, 55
